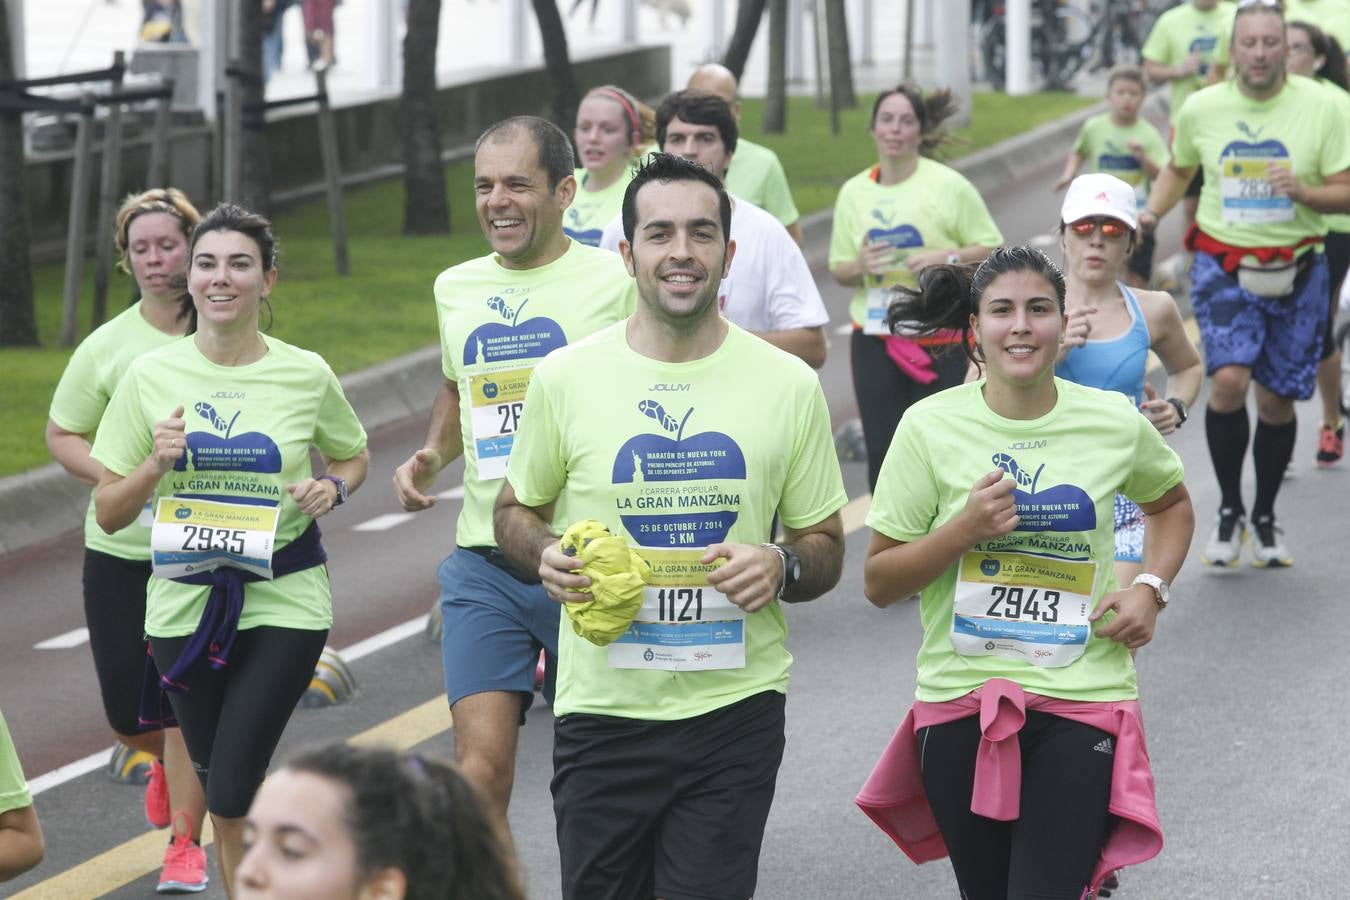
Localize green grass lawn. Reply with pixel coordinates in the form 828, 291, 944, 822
0, 90, 1093, 478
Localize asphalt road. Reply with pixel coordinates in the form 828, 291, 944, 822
5, 148, 1348, 898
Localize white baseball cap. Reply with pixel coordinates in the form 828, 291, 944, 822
1059, 173, 1137, 231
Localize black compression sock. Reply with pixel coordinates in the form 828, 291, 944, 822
1206, 405, 1250, 514
1252, 416, 1297, 520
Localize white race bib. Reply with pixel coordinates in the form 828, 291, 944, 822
1221, 155, 1295, 224
467, 366, 532, 481
950, 550, 1096, 668
150, 497, 281, 580
607, 548, 746, 671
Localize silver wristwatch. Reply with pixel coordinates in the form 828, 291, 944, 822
1131, 573, 1170, 609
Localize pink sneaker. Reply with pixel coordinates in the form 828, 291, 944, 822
157, 813, 208, 893
144, 758, 171, 829
1316, 421, 1344, 468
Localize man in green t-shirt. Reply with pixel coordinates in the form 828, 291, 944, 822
1142, 3, 1350, 570
392, 117, 636, 844
494, 153, 847, 899
688, 63, 804, 245
1142, 0, 1236, 223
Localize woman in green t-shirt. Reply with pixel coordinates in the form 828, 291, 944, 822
91, 204, 370, 896
566, 85, 654, 246
828, 85, 1003, 491
858, 247, 1194, 898
45, 187, 211, 889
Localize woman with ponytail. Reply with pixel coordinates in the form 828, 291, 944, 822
566, 85, 655, 246
828, 85, 1004, 491
855, 247, 1195, 898
45, 187, 211, 892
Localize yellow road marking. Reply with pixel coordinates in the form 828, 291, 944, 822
14, 701, 454, 897
20, 489, 879, 897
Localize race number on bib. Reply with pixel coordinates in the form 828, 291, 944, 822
468, 367, 532, 481
151, 497, 280, 580
608, 548, 746, 671
950, 550, 1096, 668
1221, 156, 1294, 224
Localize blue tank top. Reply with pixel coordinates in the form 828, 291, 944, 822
1055, 283, 1150, 406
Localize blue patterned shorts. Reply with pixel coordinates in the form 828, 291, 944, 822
1190, 250, 1328, 400
1113, 494, 1145, 564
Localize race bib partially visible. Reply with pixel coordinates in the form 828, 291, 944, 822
150, 497, 280, 580
865, 284, 892, 335
607, 548, 746, 671
950, 550, 1096, 668
1221, 155, 1295, 224
467, 367, 532, 481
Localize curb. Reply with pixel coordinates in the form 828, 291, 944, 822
0, 99, 1107, 556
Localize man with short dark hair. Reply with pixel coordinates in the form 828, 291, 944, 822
392, 116, 635, 846
600, 91, 830, 368
495, 153, 847, 900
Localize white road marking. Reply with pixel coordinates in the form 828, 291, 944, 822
29, 613, 434, 796
833, 323, 853, 336
438, 485, 465, 499
353, 512, 416, 532
1029, 232, 1058, 248
33, 627, 90, 650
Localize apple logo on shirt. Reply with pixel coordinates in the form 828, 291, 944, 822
993, 452, 1096, 532
867, 209, 924, 253
463, 295, 567, 366
176, 402, 282, 473
564, 208, 604, 248
1222, 122, 1290, 168
1099, 141, 1143, 178
612, 399, 747, 548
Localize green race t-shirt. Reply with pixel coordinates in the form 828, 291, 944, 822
1285, 0, 1350, 51
866, 379, 1183, 703
0, 709, 30, 816
1142, 1, 1236, 124
564, 166, 633, 247
506, 321, 848, 721
829, 158, 1004, 331
435, 240, 637, 549
725, 138, 801, 227
1073, 112, 1170, 208
91, 335, 368, 637
49, 303, 184, 560
1171, 75, 1350, 247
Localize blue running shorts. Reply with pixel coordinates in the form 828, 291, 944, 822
437, 548, 560, 714
1113, 494, 1145, 564
1189, 250, 1328, 400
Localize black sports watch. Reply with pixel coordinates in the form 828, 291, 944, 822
763, 543, 802, 601
1166, 397, 1188, 427
318, 474, 348, 507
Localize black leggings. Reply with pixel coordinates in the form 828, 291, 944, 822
851, 330, 969, 492
1321, 230, 1348, 360
150, 625, 327, 817
83, 549, 156, 737
919, 711, 1115, 900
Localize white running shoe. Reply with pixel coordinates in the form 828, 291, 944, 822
1250, 516, 1293, 568
1201, 508, 1246, 568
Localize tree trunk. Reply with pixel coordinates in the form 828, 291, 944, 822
238, 1, 272, 214
722, 0, 768, 82
401, 0, 450, 234
762, 0, 787, 134
0, 0, 37, 346
531, 0, 579, 132
825, 0, 856, 108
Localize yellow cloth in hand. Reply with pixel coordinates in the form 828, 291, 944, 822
559, 519, 651, 647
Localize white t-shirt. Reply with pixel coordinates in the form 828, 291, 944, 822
599, 193, 829, 333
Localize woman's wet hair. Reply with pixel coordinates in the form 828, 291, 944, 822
869, 83, 962, 157
284, 743, 526, 900
886, 246, 1066, 367
1289, 20, 1348, 90
188, 203, 279, 333
114, 187, 201, 327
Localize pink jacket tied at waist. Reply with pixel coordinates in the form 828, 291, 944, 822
854, 678, 1163, 895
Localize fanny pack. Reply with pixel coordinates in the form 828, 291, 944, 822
1236, 255, 1300, 298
